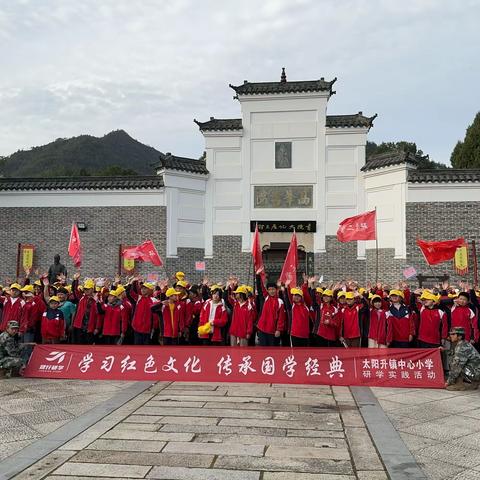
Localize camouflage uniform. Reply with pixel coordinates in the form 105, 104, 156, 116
0, 331, 26, 372
447, 339, 480, 385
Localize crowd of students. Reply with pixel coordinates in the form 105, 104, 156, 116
1, 271, 480, 351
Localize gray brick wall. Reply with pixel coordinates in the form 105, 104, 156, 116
0, 206, 167, 281
406, 201, 480, 284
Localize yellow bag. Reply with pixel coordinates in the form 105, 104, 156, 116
198, 322, 212, 335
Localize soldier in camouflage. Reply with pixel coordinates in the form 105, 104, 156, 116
445, 326, 480, 391
0, 321, 27, 377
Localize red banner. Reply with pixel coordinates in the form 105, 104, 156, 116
337, 210, 376, 242
25, 345, 444, 389
279, 231, 298, 287
252, 223, 266, 283
416, 237, 465, 265
123, 240, 163, 267
68, 223, 82, 268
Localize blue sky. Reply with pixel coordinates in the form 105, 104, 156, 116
1, 0, 479, 164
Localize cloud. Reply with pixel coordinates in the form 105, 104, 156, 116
1, 0, 479, 163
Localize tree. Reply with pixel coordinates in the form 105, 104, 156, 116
367, 141, 446, 170
450, 112, 480, 168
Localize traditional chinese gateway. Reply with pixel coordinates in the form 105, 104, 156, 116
1, 69, 479, 281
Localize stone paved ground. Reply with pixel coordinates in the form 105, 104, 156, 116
0, 379, 131, 462
3, 381, 388, 480
372, 387, 480, 480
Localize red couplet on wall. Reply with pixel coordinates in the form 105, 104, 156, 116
24, 346, 445, 389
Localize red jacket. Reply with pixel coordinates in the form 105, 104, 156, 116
417, 307, 448, 345
368, 308, 388, 345
98, 302, 128, 337
20, 300, 43, 334
229, 301, 255, 339
1, 297, 26, 331
161, 301, 186, 338
41, 308, 65, 340
132, 296, 158, 334
73, 295, 100, 333
290, 302, 311, 339
341, 304, 362, 339
122, 298, 133, 325
386, 306, 415, 343
450, 305, 478, 342
257, 296, 286, 335
316, 303, 339, 341
199, 299, 228, 342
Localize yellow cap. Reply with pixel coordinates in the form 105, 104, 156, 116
246, 285, 254, 293
21, 285, 34, 293
142, 282, 155, 290
290, 288, 303, 297
448, 292, 458, 299
176, 280, 188, 288
116, 285, 126, 294
198, 322, 212, 335
175, 271, 185, 280
83, 279, 95, 290
165, 287, 179, 297
370, 294, 382, 302
316, 287, 324, 294
358, 288, 366, 295
234, 285, 249, 295
10, 283, 22, 290
389, 289, 405, 299
64, 285, 72, 293
420, 291, 440, 302
49, 296, 61, 303
108, 289, 119, 297
210, 284, 223, 292
34, 280, 42, 286
337, 291, 346, 298
322, 289, 333, 297
345, 292, 355, 300
95, 286, 101, 292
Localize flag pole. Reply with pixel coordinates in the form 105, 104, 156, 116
473, 240, 478, 289
375, 207, 379, 284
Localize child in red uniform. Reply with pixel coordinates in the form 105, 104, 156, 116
448, 293, 478, 343
386, 289, 415, 347
340, 292, 367, 347
198, 285, 228, 345
157, 288, 187, 345
312, 289, 339, 347
286, 287, 311, 347
41, 296, 65, 343
129, 281, 159, 345
97, 289, 128, 345
368, 294, 388, 348
229, 285, 255, 346
256, 278, 286, 347
415, 291, 448, 348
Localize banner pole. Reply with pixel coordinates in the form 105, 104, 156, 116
473, 240, 478, 289
375, 207, 379, 284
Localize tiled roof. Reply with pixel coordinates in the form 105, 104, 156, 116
408, 169, 480, 183
0, 176, 164, 191
155, 152, 208, 175
194, 118, 243, 132
361, 151, 418, 172
229, 78, 336, 96
326, 113, 377, 129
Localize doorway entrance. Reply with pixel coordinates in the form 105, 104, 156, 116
262, 242, 307, 284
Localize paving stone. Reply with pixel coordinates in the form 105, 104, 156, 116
344, 427, 383, 471
112, 422, 161, 431
0, 425, 41, 444
135, 406, 272, 419
0, 439, 32, 461
418, 443, 480, 469
219, 418, 343, 431
53, 461, 151, 478
338, 409, 364, 427
214, 455, 354, 475
398, 432, 443, 452
159, 389, 228, 397
10, 450, 76, 480
400, 415, 480, 441
163, 441, 264, 456
160, 423, 287, 436
287, 429, 345, 439
415, 454, 465, 480
265, 445, 350, 460
32, 420, 71, 435
193, 433, 347, 449
101, 429, 195, 441
160, 416, 219, 425
87, 439, 166, 452
459, 408, 480, 420
452, 470, 480, 480
165, 383, 221, 390
263, 474, 355, 480
145, 400, 206, 408
72, 449, 215, 467
203, 401, 299, 412
392, 403, 453, 423
356, 471, 390, 480
272, 412, 341, 423
153, 394, 269, 403
147, 466, 260, 480
123, 415, 163, 423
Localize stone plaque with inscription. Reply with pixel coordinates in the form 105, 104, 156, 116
254, 185, 313, 208
275, 142, 292, 169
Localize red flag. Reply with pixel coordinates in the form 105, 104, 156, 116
416, 237, 465, 266
123, 240, 163, 267
337, 210, 376, 242
279, 231, 298, 287
252, 224, 266, 282
68, 223, 82, 268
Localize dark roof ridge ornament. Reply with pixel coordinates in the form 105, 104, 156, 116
281, 67, 287, 83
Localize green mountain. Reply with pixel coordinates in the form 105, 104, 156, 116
0, 130, 160, 177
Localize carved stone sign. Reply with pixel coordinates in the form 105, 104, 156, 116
250, 221, 316, 233
275, 142, 292, 169
254, 185, 313, 208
